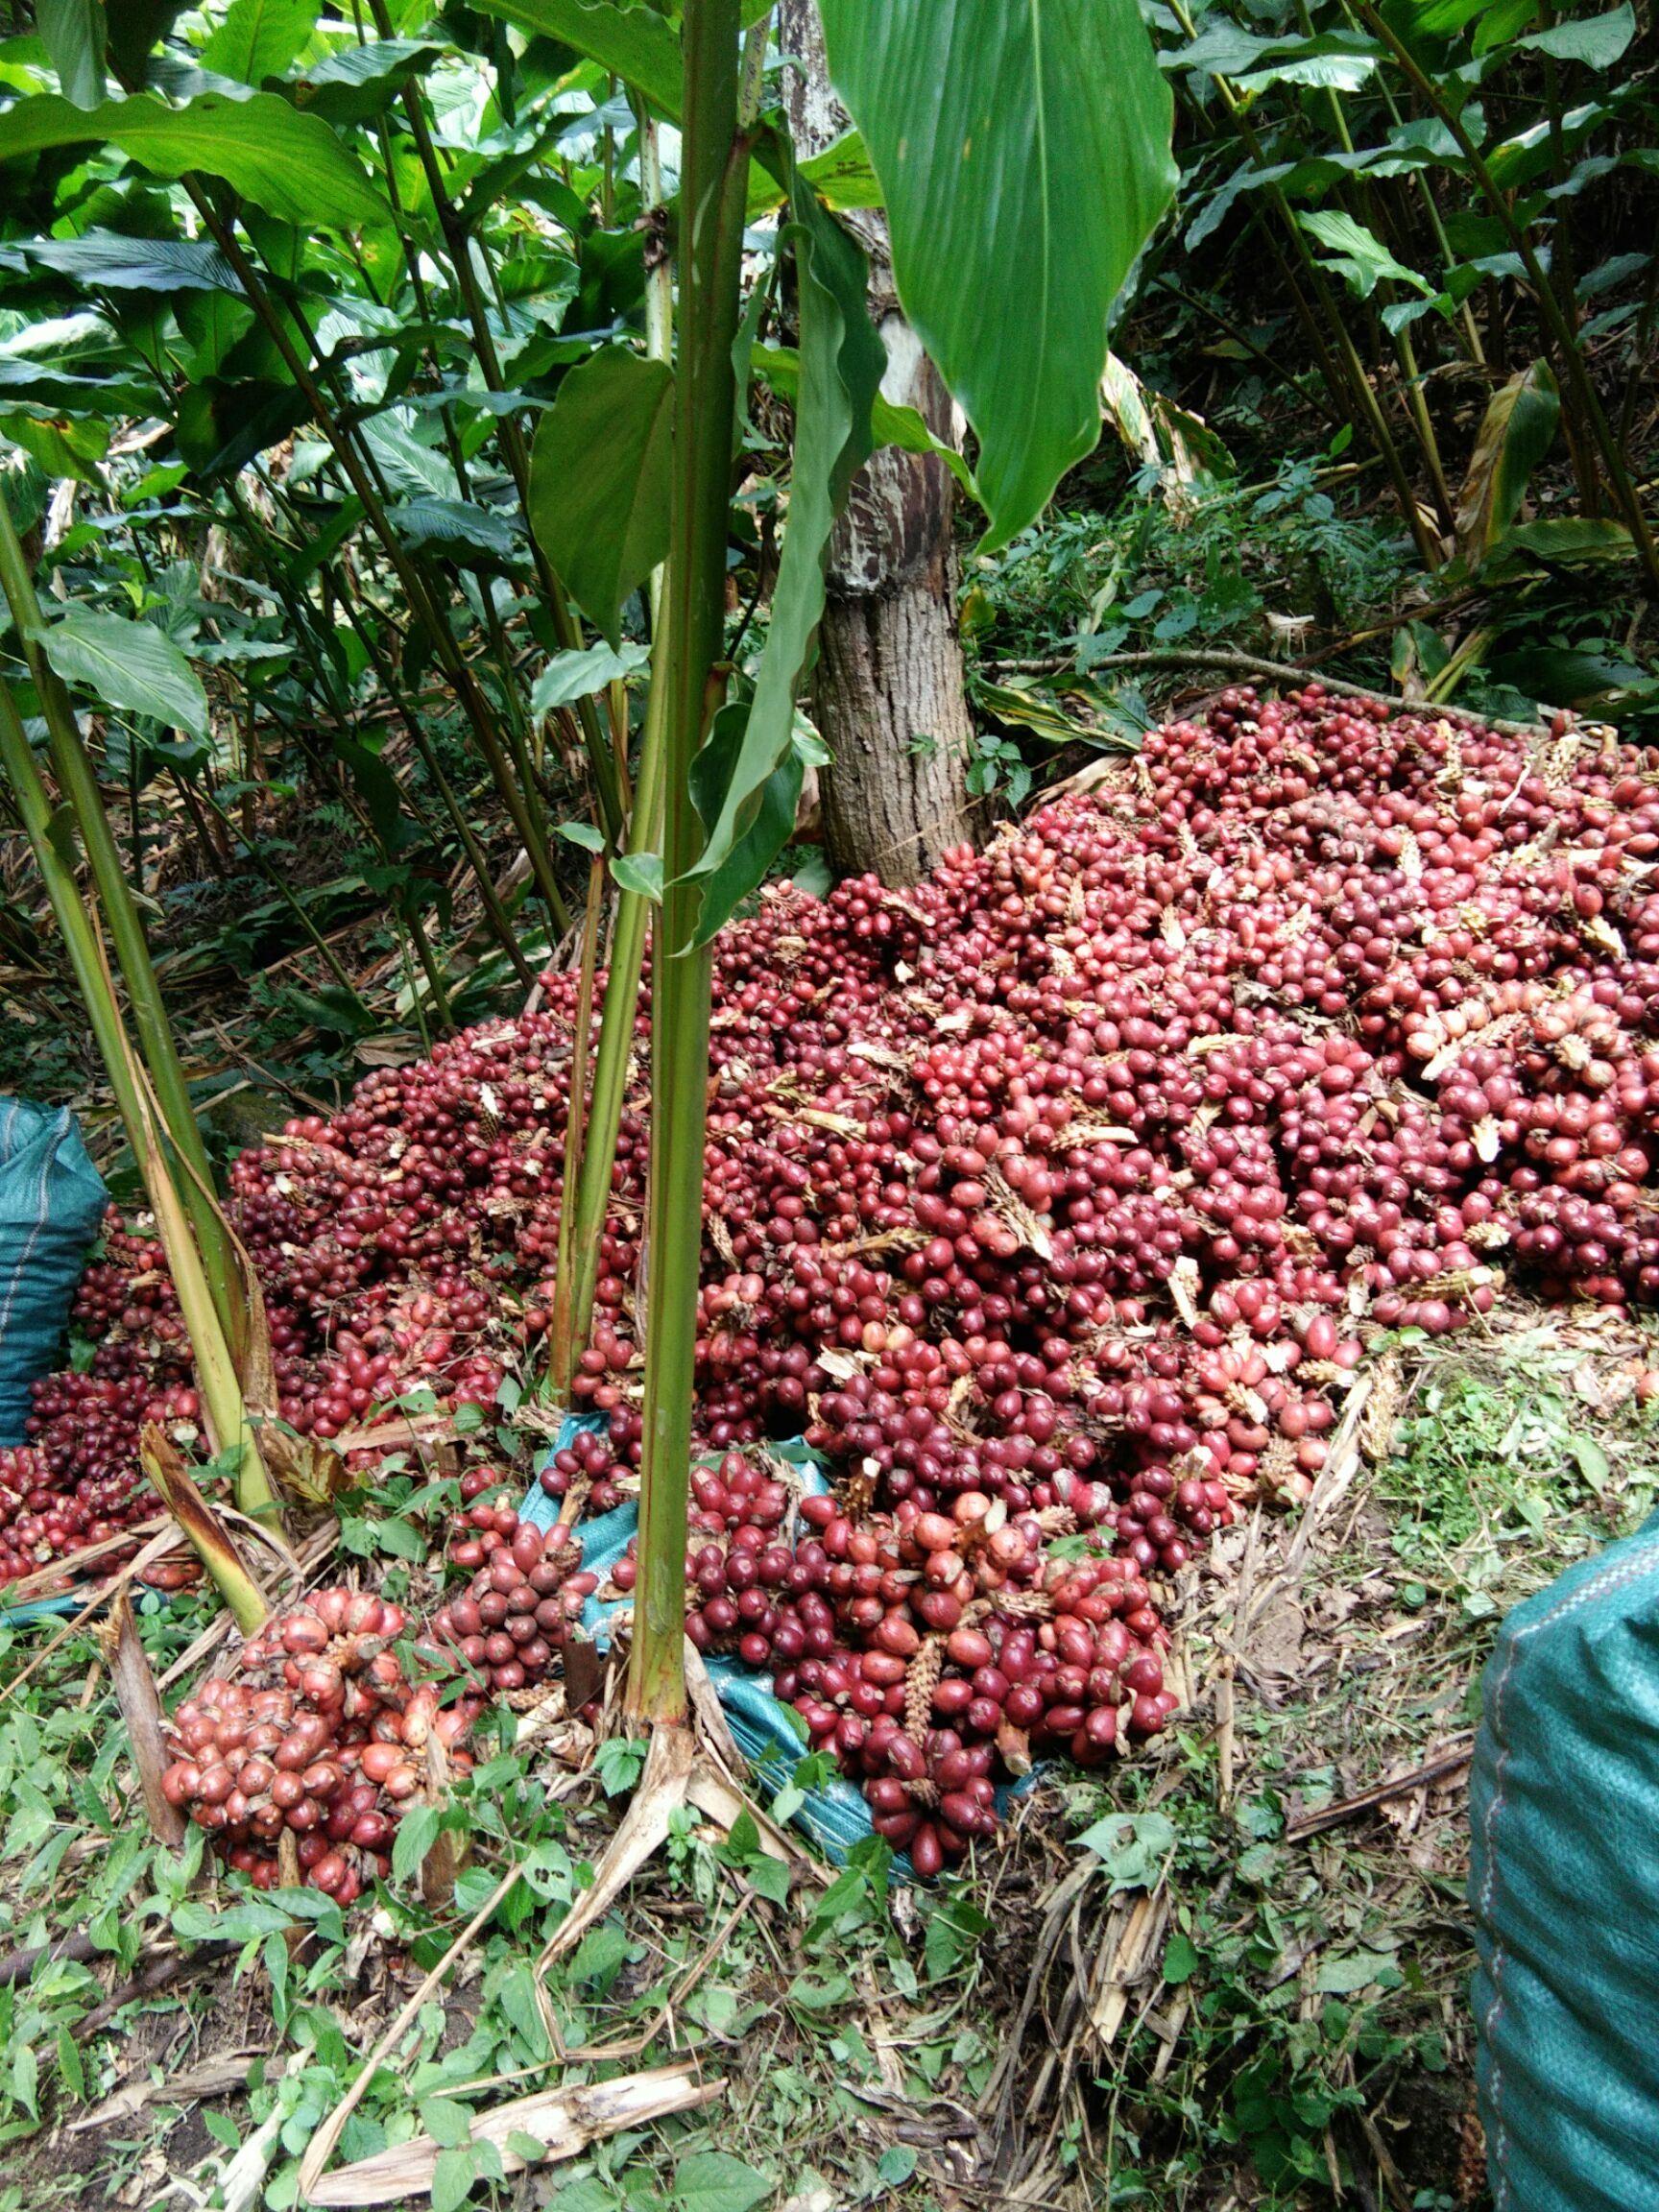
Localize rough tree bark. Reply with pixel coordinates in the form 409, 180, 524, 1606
780, 0, 976, 888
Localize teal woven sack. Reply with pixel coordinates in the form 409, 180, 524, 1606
1470, 1506, 1659, 2212
0, 1099, 105, 1447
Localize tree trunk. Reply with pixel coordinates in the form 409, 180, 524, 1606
780, 0, 976, 888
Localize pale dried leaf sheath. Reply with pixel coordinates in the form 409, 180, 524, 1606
98, 1591, 185, 1847
307, 2064, 721, 2207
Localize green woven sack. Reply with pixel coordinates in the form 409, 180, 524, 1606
1470, 1505, 1659, 2211
0, 1099, 106, 1446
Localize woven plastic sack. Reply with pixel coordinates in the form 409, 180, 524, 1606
0, 1099, 105, 1448
1469, 1505, 1659, 2212
523, 1421, 890, 1865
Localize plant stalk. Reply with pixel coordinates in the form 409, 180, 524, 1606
180, 184, 574, 932
552, 103, 678, 1403
548, 856, 607, 1402
0, 687, 275, 1517
0, 498, 245, 1362
139, 1424, 271, 1637
1356, 0, 1659, 591
371, 0, 624, 845
627, 0, 749, 1727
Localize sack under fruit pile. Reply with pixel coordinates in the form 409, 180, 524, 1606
9, 683, 1659, 1887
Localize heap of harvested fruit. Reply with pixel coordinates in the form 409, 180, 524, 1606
16, 685, 1659, 1870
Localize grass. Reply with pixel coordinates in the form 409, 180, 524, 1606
0, 1301, 1653, 2210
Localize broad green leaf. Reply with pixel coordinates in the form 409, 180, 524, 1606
1465, 0, 1535, 47
528, 348, 673, 646
1454, 359, 1558, 564
291, 38, 446, 127
1169, 19, 1379, 76
532, 640, 649, 713
41, 609, 208, 738
1518, 2, 1634, 62
1398, 0, 1496, 33
108, 4, 182, 81
820, 0, 1177, 550
686, 703, 805, 943
418, 2096, 475, 2151
977, 679, 1094, 744
37, 0, 105, 107
202, 0, 318, 84
431, 2147, 476, 2212
391, 1801, 442, 1886
877, 2146, 918, 2189
0, 411, 108, 482
390, 495, 522, 566
686, 181, 882, 936
173, 1896, 294, 1940
23, 230, 239, 291
1488, 99, 1613, 191
0, 90, 389, 230
1163, 1930, 1201, 1984
1072, 1810, 1176, 1891
1315, 1948, 1400, 1995
472, 0, 682, 118
1570, 1432, 1611, 1492
747, 127, 885, 220
872, 395, 975, 495
0, 357, 155, 414
672, 2150, 771, 2212
1299, 211, 1432, 301
1491, 515, 1634, 565
1237, 48, 1378, 89
555, 819, 608, 853
611, 852, 662, 902
751, 342, 975, 496
1490, 645, 1658, 708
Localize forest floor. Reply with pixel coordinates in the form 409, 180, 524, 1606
1, 1292, 1652, 2212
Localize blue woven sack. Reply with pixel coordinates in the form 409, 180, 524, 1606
1470, 1506, 1659, 2211
0, 1098, 105, 1448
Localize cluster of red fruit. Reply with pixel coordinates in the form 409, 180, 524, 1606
159, 1586, 474, 1900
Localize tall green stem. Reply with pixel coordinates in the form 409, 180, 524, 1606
626, 0, 749, 1727
179, 184, 573, 933
549, 857, 606, 1401
370, 0, 624, 847
0, 688, 275, 1517
552, 107, 677, 1403
553, 677, 667, 1401
0, 498, 245, 1362
331, 573, 538, 987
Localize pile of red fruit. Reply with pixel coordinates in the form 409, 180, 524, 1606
16, 685, 1659, 1875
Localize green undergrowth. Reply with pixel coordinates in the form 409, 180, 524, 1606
0, 1311, 1653, 2209
1067, 1311, 1659, 2208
